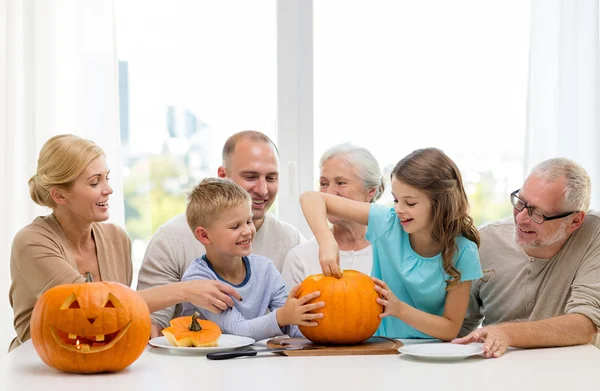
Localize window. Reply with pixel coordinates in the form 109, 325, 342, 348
115, 0, 277, 270
115, 0, 532, 260
313, 0, 530, 226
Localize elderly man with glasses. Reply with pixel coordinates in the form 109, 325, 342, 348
454, 158, 600, 357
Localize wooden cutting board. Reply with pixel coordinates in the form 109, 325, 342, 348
266, 336, 402, 356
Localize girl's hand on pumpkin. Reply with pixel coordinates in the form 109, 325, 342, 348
318, 237, 342, 278
276, 285, 325, 327
183, 280, 242, 314
372, 278, 404, 319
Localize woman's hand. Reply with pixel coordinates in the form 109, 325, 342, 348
318, 237, 342, 278
182, 280, 242, 313
276, 285, 324, 327
373, 277, 405, 319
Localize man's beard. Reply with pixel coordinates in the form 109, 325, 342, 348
514, 219, 570, 248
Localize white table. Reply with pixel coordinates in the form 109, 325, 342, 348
3, 340, 599, 391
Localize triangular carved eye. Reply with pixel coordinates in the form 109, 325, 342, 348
68, 300, 80, 309
60, 293, 80, 310
103, 293, 123, 308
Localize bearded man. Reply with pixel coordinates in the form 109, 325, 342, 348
455, 158, 600, 357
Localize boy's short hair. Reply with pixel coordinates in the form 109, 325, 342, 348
186, 177, 251, 230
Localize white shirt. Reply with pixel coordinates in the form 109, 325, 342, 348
281, 238, 373, 288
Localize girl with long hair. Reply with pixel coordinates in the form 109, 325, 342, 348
300, 148, 482, 341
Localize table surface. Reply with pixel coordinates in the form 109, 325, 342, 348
3, 339, 599, 391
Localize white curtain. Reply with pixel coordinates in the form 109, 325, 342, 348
0, 0, 122, 349
525, 0, 600, 209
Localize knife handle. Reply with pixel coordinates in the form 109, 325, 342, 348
206, 350, 258, 360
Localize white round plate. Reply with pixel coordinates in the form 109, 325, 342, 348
149, 334, 255, 354
398, 342, 484, 360
399, 338, 440, 345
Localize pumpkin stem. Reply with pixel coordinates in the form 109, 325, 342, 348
85, 272, 93, 282
189, 312, 203, 332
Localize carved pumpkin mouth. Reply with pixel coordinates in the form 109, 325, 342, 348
50, 321, 132, 354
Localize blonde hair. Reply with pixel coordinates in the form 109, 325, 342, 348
29, 134, 104, 208
186, 177, 251, 230
391, 148, 480, 290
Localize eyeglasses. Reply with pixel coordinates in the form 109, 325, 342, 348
510, 189, 577, 224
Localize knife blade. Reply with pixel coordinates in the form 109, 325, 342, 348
206, 346, 306, 360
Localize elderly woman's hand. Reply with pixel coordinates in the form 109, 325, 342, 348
318, 237, 342, 278
182, 280, 242, 313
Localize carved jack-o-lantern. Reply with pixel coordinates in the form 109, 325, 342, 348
30, 273, 151, 373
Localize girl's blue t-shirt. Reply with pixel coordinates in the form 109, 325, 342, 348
366, 203, 483, 339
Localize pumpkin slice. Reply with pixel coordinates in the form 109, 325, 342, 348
162, 312, 222, 347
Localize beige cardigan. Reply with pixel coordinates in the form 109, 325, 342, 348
9, 214, 132, 351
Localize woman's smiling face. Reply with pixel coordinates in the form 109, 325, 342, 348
59, 156, 113, 223
319, 156, 374, 224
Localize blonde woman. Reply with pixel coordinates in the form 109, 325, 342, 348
9, 134, 241, 351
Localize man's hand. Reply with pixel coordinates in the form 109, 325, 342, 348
183, 280, 242, 313
452, 325, 511, 358
150, 319, 163, 339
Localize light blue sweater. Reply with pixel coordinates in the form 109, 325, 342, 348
182, 254, 301, 341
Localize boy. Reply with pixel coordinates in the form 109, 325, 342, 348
181, 178, 323, 341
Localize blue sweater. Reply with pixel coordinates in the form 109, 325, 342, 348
181, 254, 301, 341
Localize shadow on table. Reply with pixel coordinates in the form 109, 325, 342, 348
148, 345, 266, 359
13, 362, 133, 376
397, 354, 486, 364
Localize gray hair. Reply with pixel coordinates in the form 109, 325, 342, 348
530, 158, 591, 212
319, 142, 385, 202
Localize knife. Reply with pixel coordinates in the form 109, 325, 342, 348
206, 346, 307, 360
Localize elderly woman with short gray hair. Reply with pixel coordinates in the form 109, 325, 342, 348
282, 143, 384, 286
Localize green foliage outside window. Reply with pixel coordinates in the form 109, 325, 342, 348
123, 155, 188, 241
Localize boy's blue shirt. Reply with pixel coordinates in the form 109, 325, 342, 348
181, 254, 301, 341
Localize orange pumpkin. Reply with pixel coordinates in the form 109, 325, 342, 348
162, 312, 222, 347
30, 273, 151, 373
297, 270, 382, 345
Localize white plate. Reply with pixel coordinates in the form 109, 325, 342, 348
398, 342, 484, 360
398, 338, 440, 345
149, 334, 255, 354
